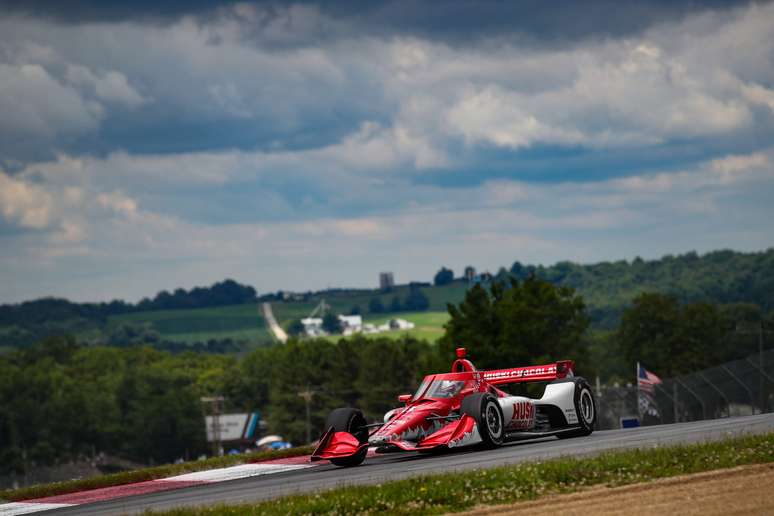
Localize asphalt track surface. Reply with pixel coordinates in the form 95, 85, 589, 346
52, 413, 774, 515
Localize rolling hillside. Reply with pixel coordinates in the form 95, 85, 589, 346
110, 304, 274, 345
1, 248, 772, 350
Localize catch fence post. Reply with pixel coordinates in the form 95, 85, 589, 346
675, 377, 706, 420
744, 358, 774, 413
722, 364, 757, 415
697, 371, 730, 418
673, 382, 679, 423
654, 382, 677, 423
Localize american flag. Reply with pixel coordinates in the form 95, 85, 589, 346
637, 364, 662, 395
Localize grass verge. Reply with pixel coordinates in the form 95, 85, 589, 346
0, 446, 314, 503
155, 432, 773, 515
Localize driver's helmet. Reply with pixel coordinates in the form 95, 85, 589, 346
439, 380, 463, 396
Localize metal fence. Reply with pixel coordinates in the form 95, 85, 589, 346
595, 348, 774, 429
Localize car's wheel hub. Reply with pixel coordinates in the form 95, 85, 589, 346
580, 389, 594, 423
486, 403, 502, 437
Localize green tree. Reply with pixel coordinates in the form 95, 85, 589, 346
322, 313, 342, 334
403, 287, 430, 311
287, 319, 305, 337
354, 337, 427, 419
434, 267, 454, 286
369, 297, 385, 314
616, 293, 681, 376
617, 294, 745, 377
266, 339, 344, 444
439, 277, 589, 371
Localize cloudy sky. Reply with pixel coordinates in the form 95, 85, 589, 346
1, 0, 773, 303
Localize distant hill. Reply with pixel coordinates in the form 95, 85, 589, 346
0, 248, 772, 350
0, 279, 259, 349
511, 248, 774, 328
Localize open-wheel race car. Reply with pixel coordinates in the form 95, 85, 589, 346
312, 348, 596, 467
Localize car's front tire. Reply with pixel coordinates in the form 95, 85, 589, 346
461, 393, 504, 447
325, 407, 368, 466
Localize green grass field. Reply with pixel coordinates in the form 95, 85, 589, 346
272, 281, 466, 325
362, 311, 450, 342
273, 281, 466, 321
110, 304, 273, 345
313, 311, 449, 343
105, 282, 466, 347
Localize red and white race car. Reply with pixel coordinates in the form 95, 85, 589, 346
312, 348, 596, 467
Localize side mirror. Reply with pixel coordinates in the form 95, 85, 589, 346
398, 394, 411, 403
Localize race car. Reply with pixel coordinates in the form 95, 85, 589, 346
312, 347, 596, 467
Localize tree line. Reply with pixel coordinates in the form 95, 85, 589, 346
0, 280, 258, 348
508, 248, 774, 328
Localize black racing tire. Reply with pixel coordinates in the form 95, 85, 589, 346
557, 378, 596, 439
461, 393, 504, 447
325, 407, 368, 467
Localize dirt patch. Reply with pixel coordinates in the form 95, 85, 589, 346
461, 463, 774, 516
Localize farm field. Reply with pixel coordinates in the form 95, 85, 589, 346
110, 304, 274, 345
362, 311, 449, 342
103, 282, 467, 346
315, 311, 450, 343
272, 281, 467, 327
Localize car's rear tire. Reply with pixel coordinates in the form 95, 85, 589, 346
325, 407, 368, 466
558, 378, 596, 439
461, 393, 504, 447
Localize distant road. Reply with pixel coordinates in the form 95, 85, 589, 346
52, 413, 774, 515
261, 302, 287, 343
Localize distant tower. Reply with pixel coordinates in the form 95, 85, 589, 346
464, 266, 476, 283
379, 272, 395, 291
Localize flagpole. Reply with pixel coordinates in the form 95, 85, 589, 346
636, 361, 641, 421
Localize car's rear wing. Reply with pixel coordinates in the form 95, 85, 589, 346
481, 360, 574, 385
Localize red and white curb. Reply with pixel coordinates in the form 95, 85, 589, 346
0, 453, 337, 515
0, 503, 77, 515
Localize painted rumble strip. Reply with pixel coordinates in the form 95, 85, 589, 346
0, 502, 76, 515
25, 480, 207, 505
0, 457, 319, 514
160, 463, 313, 482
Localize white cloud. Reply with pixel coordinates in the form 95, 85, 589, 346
0, 172, 52, 229
0, 63, 101, 140
97, 192, 138, 217
445, 85, 586, 149
66, 65, 148, 108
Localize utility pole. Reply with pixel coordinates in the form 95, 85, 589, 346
201, 396, 225, 457
297, 388, 315, 444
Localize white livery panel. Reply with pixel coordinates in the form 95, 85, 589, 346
497, 396, 536, 430
538, 381, 577, 424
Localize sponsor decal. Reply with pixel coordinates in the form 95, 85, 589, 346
508, 401, 535, 430
483, 365, 557, 381
472, 371, 483, 390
